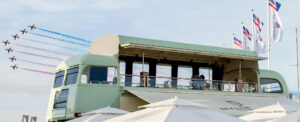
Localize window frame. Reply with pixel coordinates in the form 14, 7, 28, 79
53, 70, 65, 88
65, 66, 79, 86
260, 78, 283, 93
81, 65, 118, 85
53, 89, 69, 109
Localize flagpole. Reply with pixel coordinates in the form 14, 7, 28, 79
251, 9, 255, 51
233, 33, 235, 48
267, 0, 271, 70
241, 22, 244, 50
296, 28, 300, 99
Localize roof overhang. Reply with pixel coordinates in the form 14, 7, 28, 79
120, 43, 267, 61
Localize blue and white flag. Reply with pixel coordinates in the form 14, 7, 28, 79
253, 13, 264, 32
242, 25, 251, 50
253, 13, 266, 53
255, 31, 266, 53
269, 0, 283, 43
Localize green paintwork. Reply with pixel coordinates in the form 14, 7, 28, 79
48, 54, 121, 121
56, 54, 119, 70
118, 35, 260, 59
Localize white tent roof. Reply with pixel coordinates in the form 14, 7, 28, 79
239, 112, 287, 122
104, 98, 244, 122
126, 90, 300, 116
67, 106, 129, 122
83, 106, 129, 115
250, 102, 298, 113
269, 111, 300, 122
139, 96, 208, 108
239, 103, 299, 121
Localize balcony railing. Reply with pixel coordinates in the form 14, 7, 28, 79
120, 74, 257, 93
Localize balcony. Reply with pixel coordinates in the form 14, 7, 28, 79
120, 74, 257, 93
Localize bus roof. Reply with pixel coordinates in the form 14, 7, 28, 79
56, 54, 119, 70
118, 35, 266, 61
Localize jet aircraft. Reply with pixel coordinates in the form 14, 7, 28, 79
2, 40, 10, 46
28, 24, 36, 30
12, 34, 19, 40
5, 47, 13, 53
10, 64, 18, 70
20, 29, 27, 34
9, 56, 16, 62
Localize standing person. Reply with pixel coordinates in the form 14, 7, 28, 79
199, 75, 205, 90
192, 75, 200, 89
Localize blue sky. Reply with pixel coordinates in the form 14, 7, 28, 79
0, 0, 299, 121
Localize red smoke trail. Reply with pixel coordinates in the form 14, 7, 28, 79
20, 59, 57, 68
16, 51, 63, 61
15, 44, 74, 56
20, 67, 54, 75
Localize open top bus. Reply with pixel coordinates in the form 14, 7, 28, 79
47, 34, 297, 122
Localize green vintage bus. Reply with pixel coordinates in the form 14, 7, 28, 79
47, 34, 298, 122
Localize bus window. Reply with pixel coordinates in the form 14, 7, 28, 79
54, 71, 65, 88
81, 66, 117, 84
65, 67, 79, 85
260, 78, 283, 93
53, 89, 69, 109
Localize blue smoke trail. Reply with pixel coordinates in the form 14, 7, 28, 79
37, 28, 92, 43
22, 38, 87, 52
30, 32, 90, 47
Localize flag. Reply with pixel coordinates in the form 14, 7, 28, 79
253, 13, 266, 53
255, 29, 266, 53
233, 36, 243, 49
269, 0, 283, 42
269, 0, 281, 11
242, 25, 251, 50
243, 26, 252, 40
253, 13, 264, 32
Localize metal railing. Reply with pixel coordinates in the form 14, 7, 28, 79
120, 74, 257, 93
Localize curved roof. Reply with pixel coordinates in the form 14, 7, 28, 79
56, 54, 119, 70
118, 35, 266, 60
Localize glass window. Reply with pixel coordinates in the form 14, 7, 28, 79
90, 67, 108, 83
260, 78, 283, 93
65, 67, 79, 85
120, 61, 126, 84
54, 71, 65, 88
53, 89, 69, 109
178, 66, 192, 87
132, 62, 149, 86
156, 64, 171, 86
199, 68, 213, 81
81, 66, 117, 84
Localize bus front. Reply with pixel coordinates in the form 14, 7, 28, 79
46, 54, 121, 122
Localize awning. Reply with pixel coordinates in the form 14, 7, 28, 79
126, 90, 300, 116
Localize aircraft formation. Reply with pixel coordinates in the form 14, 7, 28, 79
2, 24, 90, 75
2, 24, 36, 70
